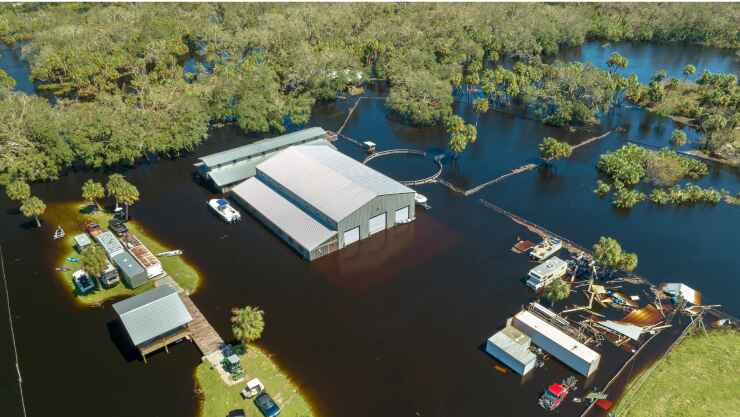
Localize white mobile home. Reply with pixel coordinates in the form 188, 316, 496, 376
511, 310, 600, 377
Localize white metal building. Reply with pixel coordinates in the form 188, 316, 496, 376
511, 310, 600, 376
232, 145, 416, 260
485, 325, 537, 375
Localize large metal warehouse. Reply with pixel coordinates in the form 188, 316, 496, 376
194, 127, 333, 192
231, 144, 416, 260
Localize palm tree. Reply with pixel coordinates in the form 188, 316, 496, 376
5, 180, 30, 208
106, 174, 127, 211
230, 306, 265, 345
117, 182, 140, 220
472, 98, 489, 127
81, 179, 105, 209
543, 278, 570, 306
20, 196, 46, 228
682, 64, 696, 80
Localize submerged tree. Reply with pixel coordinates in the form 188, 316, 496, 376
606, 52, 629, 74
670, 129, 688, 146
592, 236, 639, 276
446, 115, 477, 157
538, 137, 573, 161
20, 196, 46, 227
5, 180, 30, 207
81, 179, 105, 209
543, 278, 571, 306
118, 182, 140, 220
682, 64, 696, 80
472, 98, 490, 127
80, 244, 108, 278
230, 306, 265, 345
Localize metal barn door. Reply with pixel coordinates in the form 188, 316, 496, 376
368, 213, 387, 235
343, 227, 360, 246
395, 206, 409, 223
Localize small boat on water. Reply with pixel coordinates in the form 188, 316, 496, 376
414, 193, 428, 205
157, 249, 183, 257
66, 257, 80, 263
208, 198, 242, 223
72, 270, 97, 294
56, 266, 72, 272
53, 226, 65, 240
530, 238, 562, 261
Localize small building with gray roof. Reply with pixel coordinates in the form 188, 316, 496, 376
112, 285, 192, 361
112, 251, 148, 288
195, 127, 334, 192
231, 144, 416, 260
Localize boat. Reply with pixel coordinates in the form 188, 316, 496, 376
56, 266, 72, 272
208, 198, 242, 223
66, 257, 80, 263
53, 226, 65, 240
530, 238, 562, 261
72, 270, 97, 294
414, 193, 428, 205
526, 256, 568, 290
538, 376, 578, 411
157, 250, 183, 257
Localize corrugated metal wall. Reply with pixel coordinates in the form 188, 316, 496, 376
337, 193, 415, 248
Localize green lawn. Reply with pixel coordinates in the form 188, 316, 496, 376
195, 345, 314, 417
50, 201, 201, 306
613, 330, 740, 417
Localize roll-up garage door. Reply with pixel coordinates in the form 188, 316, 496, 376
343, 227, 360, 246
395, 206, 409, 223
368, 213, 387, 235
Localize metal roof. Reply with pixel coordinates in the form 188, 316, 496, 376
598, 321, 643, 341
96, 231, 124, 256
660, 283, 701, 305
488, 326, 536, 365
529, 256, 567, 277
112, 285, 192, 346
112, 251, 146, 278
198, 127, 328, 168
232, 177, 337, 251
73, 234, 92, 247
205, 138, 336, 188
513, 310, 600, 363
257, 145, 414, 222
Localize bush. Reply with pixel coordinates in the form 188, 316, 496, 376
670, 129, 688, 146
594, 180, 611, 197
612, 187, 645, 208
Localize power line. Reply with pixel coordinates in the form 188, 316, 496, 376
0, 244, 28, 417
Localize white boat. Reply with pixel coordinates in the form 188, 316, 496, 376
53, 226, 65, 240
157, 250, 183, 257
208, 198, 242, 223
530, 238, 562, 261
414, 193, 428, 205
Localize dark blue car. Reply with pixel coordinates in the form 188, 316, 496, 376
254, 392, 281, 417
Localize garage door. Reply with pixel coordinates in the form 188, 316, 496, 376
395, 206, 409, 223
343, 227, 360, 246
368, 213, 387, 235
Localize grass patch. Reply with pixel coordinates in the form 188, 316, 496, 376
613, 330, 740, 417
641, 82, 701, 127
195, 345, 314, 417
49, 201, 201, 306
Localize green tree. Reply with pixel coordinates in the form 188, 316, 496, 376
230, 306, 265, 345
538, 137, 573, 161
20, 196, 46, 227
80, 244, 109, 278
682, 64, 696, 80
652, 70, 668, 83
472, 98, 489, 127
606, 52, 629, 74
81, 179, 105, 209
612, 187, 645, 209
118, 182, 140, 220
0, 69, 16, 90
592, 236, 639, 276
5, 180, 31, 205
670, 129, 688, 146
542, 278, 570, 306
594, 180, 611, 197
106, 174, 127, 210
446, 115, 477, 156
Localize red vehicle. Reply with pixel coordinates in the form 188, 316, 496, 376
538, 376, 577, 411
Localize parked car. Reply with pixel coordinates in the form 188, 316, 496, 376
226, 410, 245, 417
109, 218, 128, 236
254, 392, 281, 417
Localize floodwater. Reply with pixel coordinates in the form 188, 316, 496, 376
1, 41, 739, 417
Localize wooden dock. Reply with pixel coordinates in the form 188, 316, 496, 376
180, 294, 223, 356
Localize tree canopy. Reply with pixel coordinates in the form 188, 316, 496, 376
80, 244, 109, 278
5, 180, 30, 202
592, 236, 638, 273
538, 137, 573, 161
20, 195, 45, 227
230, 306, 265, 345
81, 179, 105, 208
543, 278, 570, 304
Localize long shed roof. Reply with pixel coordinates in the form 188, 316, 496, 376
232, 177, 337, 251
112, 285, 192, 346
198, 127, 328, 168
257, 145, 414, 222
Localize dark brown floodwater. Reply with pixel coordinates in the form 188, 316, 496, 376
1, 41, 738, 417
